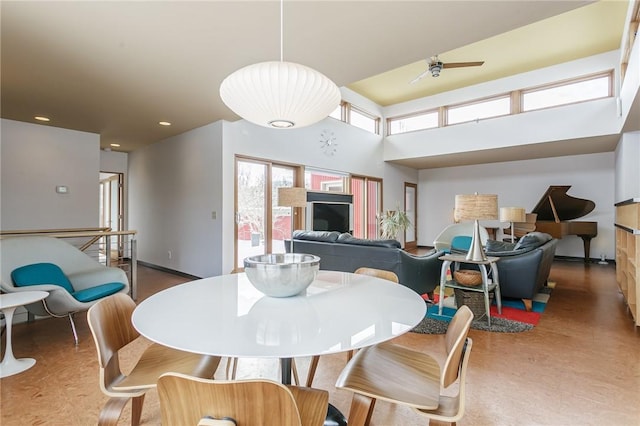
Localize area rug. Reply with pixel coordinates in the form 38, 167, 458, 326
413, 281, 555, 334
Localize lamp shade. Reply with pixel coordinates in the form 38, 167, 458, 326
220, 61, 341, 129
500, 207, 526, 223
278, 187, 307, 208
454, 194, 498, 221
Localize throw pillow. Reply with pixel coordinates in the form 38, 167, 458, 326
485, 239, 517, 252
514, 232, 552, 251
11, 262, 74, 293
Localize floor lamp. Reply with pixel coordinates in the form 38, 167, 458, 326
500, 207, 526, 243
278, 187, 307, 254
454, 193, 498, 262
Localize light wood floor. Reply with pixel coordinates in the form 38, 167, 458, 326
1, 259, 638, 425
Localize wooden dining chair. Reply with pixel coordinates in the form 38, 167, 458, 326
87, 293, 221, 426
157, 372, 329, 426
353, 267, 400, 283
305, 267, 400, 387
225, 357, 302, 386
335, 305, 474, 426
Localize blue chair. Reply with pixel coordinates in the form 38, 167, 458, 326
433, 223, 489, 253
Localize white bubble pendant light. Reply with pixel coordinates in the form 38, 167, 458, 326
219, 0, 340, 129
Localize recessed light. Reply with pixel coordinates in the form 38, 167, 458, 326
159, 121, 171, 126
110, 143, 121, 147
34, 116, 50, 122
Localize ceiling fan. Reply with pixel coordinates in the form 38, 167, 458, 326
410, 55, 484, 84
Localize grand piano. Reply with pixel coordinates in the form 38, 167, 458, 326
532, 185, 597, 262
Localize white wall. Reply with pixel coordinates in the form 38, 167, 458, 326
385, 97, 619, 162
384, 51, 622, 162
0, 119, 100, 230
129, 114, 407, 277
128, 121, 224, 277
418, 152, 615, 260
219, 117, 394, 274
614, 131, 640, 202
100, 149, 127, 174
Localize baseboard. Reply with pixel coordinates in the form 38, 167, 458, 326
137, 261, 202, 280
553, 255, 615, 265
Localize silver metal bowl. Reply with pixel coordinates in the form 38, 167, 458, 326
244, 253, 320, 297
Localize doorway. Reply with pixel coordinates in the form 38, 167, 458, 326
404, 182, 417, 251
99, 172, 124, 259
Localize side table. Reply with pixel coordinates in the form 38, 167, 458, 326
1, 291, 48, 378
438, 254, 502, 326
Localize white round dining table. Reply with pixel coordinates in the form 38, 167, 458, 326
132, 269, 426, 370
133, 270, 426, 426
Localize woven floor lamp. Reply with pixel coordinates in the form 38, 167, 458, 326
278, 187, 307, 254
454, 193, 498, 261
500, 207, 526, 243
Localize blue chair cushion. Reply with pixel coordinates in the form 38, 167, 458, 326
11, 262, 75, 293
451, 236, 473, 253
72, 282, 125, 303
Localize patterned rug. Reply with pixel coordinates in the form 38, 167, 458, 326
412, 281, 555, 334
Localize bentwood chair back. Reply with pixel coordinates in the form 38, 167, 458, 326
442, 304, 473, 387
157, 372, 329, 426
87, 293, 221, 426
335, 305, 474, 426
414, 337, 473, 424
354, 267, 400, 283
305, 267, 400, 387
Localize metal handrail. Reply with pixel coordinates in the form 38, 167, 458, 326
0, 227, 111, 236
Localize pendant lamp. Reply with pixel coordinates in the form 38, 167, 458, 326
220, 1, 341, 129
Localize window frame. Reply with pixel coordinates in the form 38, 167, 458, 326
386, 108, 439, 136
384, 70, 615, 132
520, 71, 613, 113
347, 104, 381, 135
445, 93, 512, 126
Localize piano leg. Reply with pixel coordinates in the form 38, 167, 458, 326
578, 235, 594, 263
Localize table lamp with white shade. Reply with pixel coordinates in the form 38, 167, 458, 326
454, 193, 498, 261
500, 207, 526, 243
278, 187, 307, 254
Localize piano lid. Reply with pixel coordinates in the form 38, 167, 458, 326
532, 185, 595, 222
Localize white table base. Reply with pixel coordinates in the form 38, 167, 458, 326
1, 291, 48, 378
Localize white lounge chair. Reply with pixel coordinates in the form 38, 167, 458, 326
0, 236, 129, 344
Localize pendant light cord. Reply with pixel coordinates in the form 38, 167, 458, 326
280, 0, 284, 62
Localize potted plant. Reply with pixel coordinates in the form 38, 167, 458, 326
378, 208, 412, 240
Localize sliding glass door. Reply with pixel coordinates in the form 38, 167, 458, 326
235, 158, 299, 271
351, 175, 382, 239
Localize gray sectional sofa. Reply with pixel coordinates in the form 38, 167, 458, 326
285, 230, 445, 297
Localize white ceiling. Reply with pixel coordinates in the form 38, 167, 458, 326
1, 0, 633, 166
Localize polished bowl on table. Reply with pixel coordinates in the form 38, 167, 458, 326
244, 253, 320, 297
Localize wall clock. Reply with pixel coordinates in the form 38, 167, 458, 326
319, 130, 337, 156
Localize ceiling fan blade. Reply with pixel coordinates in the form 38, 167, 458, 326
442, 61, 485, 69
410, 69, 431, 84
